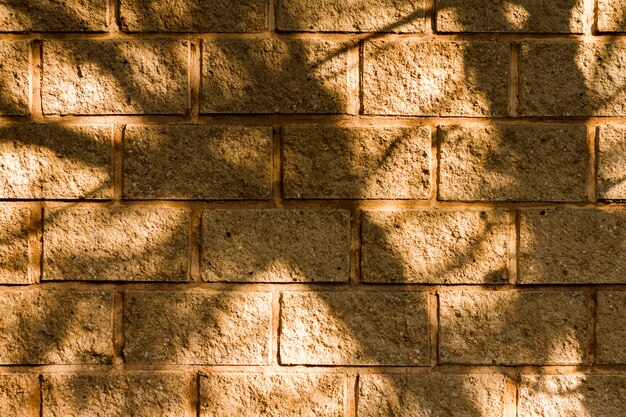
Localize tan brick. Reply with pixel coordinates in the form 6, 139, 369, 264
358, 374, 506, 417
0, 291, 113, 364
439, 291, 588, 365
596, 291, 626, 364
283, 126, 430, 199
0, 374, 38, 417
0, 41, 29, 115
124, 125, 272, 200
0, 124, 112, 199
519, 208, 626, 283
520, 42, 626, 116
280, 291, 429, 365
43, 207, 191, 282
124, 291, 271, 364
598, 0, 626, 32
201, 210, 350, 282
0, 206, 30, 284
43, 373, 192, 417
363, 41, 508, 116
361, 210, 509, 284
276, 0, 424, 32
200, 373, 343, 417
42, 40, 189, 115
439, 124, 587, 202
520, 375, 626, 417
120, 0, 267, 32
201, 39, 348, 113
598, 125, 626, 200
436, 0, 584, 33
0, 1, 106, 31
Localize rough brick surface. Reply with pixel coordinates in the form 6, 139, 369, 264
0, 124, 112, 199
0, 206, 31, 284
120, 0, 267, 32
596, 291, 626, 364
436, 0, 584, 33
363, 41, 509, 116
124, 291, 271, 364
276, 0, 424, 32
1, 0, 106, 31
439, 124, 587, 202
0, 374, 38, 417
0, 41, 29, 115
519, 375, 626, 417
519, 208, 626, 283
358, 374, 506, 417
200, 373, 343, 417
283, 126, 431, 199
520, 42, 626, 116
598, 125, 626, 200
0, 291, 113, 364
361, 210, 509, 284
201, 209, 350, 282
43, 373, 192, 417
439, 291, 588, 365
124, 125, 272, 200
42, 40, 189, 115
598, 0, 626, 32
280, 291, 429, 365
201, 39, 348, 113
43, 207, 191, 281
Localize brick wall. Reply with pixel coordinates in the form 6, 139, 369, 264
1, 0, 626, 416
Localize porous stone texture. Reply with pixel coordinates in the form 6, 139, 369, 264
439, 124, 587, 202
124, 291, 271, 364
200, 373, 344, 417
42, 40, 189, 115
598, 0, 626, 32
0, 124, 112, 199
598, 125, 626, 200
436, 0, 584, 33
363, 41, 509, 116
0, 206, 31, 284
0, 291, 113, 364
439, 291, 588, 365
358, 374, 507, 417
0, 374, 38, 417
0, 41, 29, 115
201, 39, 348, 113
120, 0, 267, 32
283, 126, 431, 199
519, 208, 626, 283
520, 41, 626, 116
276, 0, 424, 32
0, 0, 106, 31
519, 375, 626, 417
361, 210, 509, 284
280, 291, 429, 365
596, 291, 626, 364
43, 207, 191, 281
201, 209, 350, 282
43, 373, 192, 417
123, 125, 272, 200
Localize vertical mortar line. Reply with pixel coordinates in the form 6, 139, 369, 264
515, 209, 521, 285
346, 41, 360, 116
113, 291, 125, 368
507, 210, 518, 285
344, 374, 357, 417
28, 203, 43, 284
424, 0, 435, 34
189, 38, 201, 122
189, 373, 200, 417
586, 126, 598, 202
429, 290, 439, 368
267, 0, 276, 32
38, 374, 44, 417
270, 287, 281, 366
431, 125, 439, 204
112, 124, 124, 201
503, 376, 518, 417
189, 206, 202, 282
272, 126, 283, 207
349, 206, 362, 285
358, 41, 365, 115
587, 289, 597, 370
508, 43, 520, 118
29, 40, 43, 120
196, 373, 202, 417
106, 0, 117, 31
584, 0, 596, 34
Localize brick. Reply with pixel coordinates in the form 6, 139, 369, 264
0, 41, 29, 115
201, 210, 350, 282
0, 124, 112, 199
280, 291, 429, 365
598, 125, 626, 199
200, 373, 343, 417
124, 125, 272, 200
598, 0, 626, 32
596, 291, 626, 364
0, 1, 106, 31
120, 0, 266, 32
363, 41, 508, 116
43, 207, 191, 282
43, 373, 192, 417
361, 210, 509, 284
283, 126, 430, 199
520, 375, 626, 417
439, 124, 587, 202
0, 206, 30, 284
519, 208, 626, 283
439, 291, 588, 365
124, 291, 271, 364
436, 0, 584, 33
0, 291, 113, 364
201, 39, 348, 113
0, 374, 38, 417
358, 374, 506, 417
520, 41, 626, 116
276, 0, 424, 32
42, 40, 189, 115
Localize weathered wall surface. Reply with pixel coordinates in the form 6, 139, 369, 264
0, 0, 625, 415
